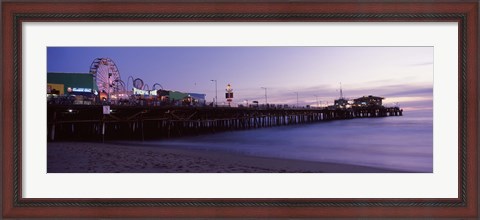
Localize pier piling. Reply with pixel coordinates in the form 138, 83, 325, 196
47, 105, 403, 141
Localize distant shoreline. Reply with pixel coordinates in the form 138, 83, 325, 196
47, 141, 406, 173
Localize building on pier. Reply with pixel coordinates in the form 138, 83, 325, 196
334, 83, 350, 109
47, 72, 98, 104
353, 95, 384, 107
188, 93, 207, 105
47, 72, 97, 95
47, 72, 206, 106
334, 98, 349, 109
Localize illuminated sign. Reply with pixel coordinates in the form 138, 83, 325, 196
133, 88, 157, 96
103, 105, 110, 115
72, 88, 92, 93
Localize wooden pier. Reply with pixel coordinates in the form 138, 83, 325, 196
47, 105, 403, 141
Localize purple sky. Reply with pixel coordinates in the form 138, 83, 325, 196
47, 47, 433, 111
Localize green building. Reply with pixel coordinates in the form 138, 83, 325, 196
168, 90, 188, 101
47, 72, 98, 95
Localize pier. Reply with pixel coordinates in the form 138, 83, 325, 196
47, 105, 403, 141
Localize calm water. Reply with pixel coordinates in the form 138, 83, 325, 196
141, 111, 433, 172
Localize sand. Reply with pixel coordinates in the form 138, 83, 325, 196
47, 142, 398, 173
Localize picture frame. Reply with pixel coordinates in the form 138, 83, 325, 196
2, 0, 478, 218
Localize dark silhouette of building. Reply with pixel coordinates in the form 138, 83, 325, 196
354, 95, 384, 107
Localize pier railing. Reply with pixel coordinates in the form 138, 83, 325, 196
47, 105, 403, 141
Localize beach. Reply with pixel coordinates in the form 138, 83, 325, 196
47, 142, 397, 173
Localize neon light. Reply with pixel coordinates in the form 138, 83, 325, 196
133, 88, 157, 96
72, 88, 92, 93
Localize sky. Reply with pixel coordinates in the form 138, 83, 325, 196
47, 47, 433, 112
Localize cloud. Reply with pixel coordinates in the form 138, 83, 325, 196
229, 80, 433, 113
408, 61, 434, 66
382, 88, 432, 97
239, 83, 433, 109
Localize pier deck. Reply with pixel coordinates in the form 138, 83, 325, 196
47, 105, 403, 141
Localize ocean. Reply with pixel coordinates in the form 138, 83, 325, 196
141, 111, 433, 172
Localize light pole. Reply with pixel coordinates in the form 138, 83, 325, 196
295, 92, 299, 107
261, 87, 268, 105
314, 95, 319, 108
210, 79, 217, 106
107, 72, 112, 103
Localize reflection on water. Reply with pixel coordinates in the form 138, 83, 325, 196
143, 111, 433, 172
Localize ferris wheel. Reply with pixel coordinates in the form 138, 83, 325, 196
89, 58, 122, 94
113, 79, 126, 92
